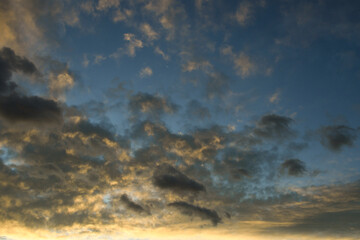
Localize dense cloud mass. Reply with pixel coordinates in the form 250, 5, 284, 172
119, 194, 149, 214
153, 165, 206, 193
254, 114, 295, 140
0, 0, 359, 239
0, 94, 61, 123
281, 159, 306, 176
0, 47, 37, 93
0, 47, 62, 124
320, 125, 358, 151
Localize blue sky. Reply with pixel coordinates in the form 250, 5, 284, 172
0, 0, 359, 239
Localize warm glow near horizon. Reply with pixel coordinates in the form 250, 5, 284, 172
0, 0, 359, 239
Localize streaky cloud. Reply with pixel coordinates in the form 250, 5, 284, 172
168, 201, 221, 226
153, 164, 206, 194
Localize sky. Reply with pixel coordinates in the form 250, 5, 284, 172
0, 0, 360, 239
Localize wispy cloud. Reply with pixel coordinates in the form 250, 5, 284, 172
139, 66, 153, 78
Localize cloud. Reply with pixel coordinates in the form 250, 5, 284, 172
221, 46, 255, 77
154, 46, 170, 60
182, 60, 212, 72
36, 56, 76, 101
0, 47, 37, 75
0, 114, 128, 229
113, 8, 133, 22
94, 55, 107, 64
319, 125, 357, 152
0, 47, 38, 94
82, 54, 89, 67
140, 23, 159, 41
48, 72, 74, 101
195, 0, 207, 10
130, 121, 224, 168
80, 1, 95, 14
111, 34, 143, 58
124, 33, 143, 57
254, 114, 295, 140
269, 89, 281, 104
153, 164, 206, 194
143, 0, 188, 40
144, 0, 174, 15
235, 1, 253, 26
233, 53, 255, 77
62, 8, 80, 27
0, 94, 62, 124
168, 201, 221, 226
63, 119, 115, 141
128, 92, 178, 118
0, 47, 62, 124
0, 0, 81, 55
119, 194, 149, 214
214, 146, 278, 191
1, 1, 360, 237
281, 159, 306, 176
96, 0, 120, 11
139, 67, 153, 78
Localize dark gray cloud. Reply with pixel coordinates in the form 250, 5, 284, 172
254, 114, 295, 140
0, 47, 62, 124
168, 201, 221, 226
153, 165, 206, 193
281, 159, 306, 176
0, 47, 38, 94
0, 94, 61, 123
320, 125, 357, 151
119, 194, 148, 214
